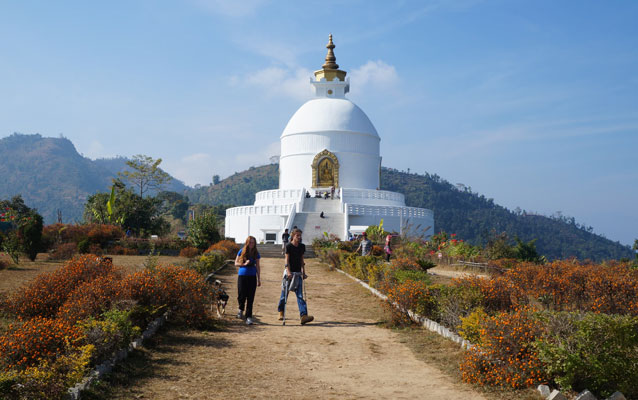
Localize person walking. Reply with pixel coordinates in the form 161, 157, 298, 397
278, 229, 314, 324
384, 234, 393, 262
235, 236, 261, 325
281, 228, 290, 255
355, 232, 372, 256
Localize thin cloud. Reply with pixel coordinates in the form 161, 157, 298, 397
237, 61, 401, 101
236, 66, 313, 100
350, 60, 399, 88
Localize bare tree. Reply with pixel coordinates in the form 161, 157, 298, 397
119, 154, 172, 197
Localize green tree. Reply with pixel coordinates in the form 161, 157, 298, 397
188, 212, 221, 250
633, 239, 638, 260
118, 154, 172, 197
0, 196, 43, 262
84, 187, 169, 237
514, 236, 543, 263
484, 232, 516, 260
157, 191, 190, 222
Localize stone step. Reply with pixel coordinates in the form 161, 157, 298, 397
301, 197, 342, 213
291, 212, 344, 243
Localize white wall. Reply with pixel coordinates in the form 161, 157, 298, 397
225, 213, 288, 244
280, 130, 381, 190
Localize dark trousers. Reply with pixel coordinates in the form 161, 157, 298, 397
237, 275, 257, 318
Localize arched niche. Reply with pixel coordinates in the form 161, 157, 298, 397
311, 149, 339, 188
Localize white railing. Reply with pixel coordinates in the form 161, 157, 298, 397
347, 204, 433, 218
341, 188, 405, 204
284, 188, 305, 233
298, 187, 307, 214
254, 189, 303, 205
225, 204, 293, 217
284, 203, 297, 234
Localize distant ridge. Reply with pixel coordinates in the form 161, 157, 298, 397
0, 133, 187, 224
1, 134, 630, 260
186, 165, 632, 261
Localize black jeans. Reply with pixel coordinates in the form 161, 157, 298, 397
237, 275, 257, 318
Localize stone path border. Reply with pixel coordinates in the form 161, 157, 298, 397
334, 268, 474, 349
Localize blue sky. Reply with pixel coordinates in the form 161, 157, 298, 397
1, 1, 636, 246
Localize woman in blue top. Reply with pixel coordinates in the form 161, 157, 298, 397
234, 236, 261, 325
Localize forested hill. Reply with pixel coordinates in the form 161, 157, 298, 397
186, 164, 632, 261
186, 164, 279, 206
380, 168, 631, 261
0, 133, 186, 224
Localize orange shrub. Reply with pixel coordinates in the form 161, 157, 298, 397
391, 256, 422, 271
4, 255, 115, 319
108, 245, 138, 255
452, 275, 517, 313
460, 306, 548, 389
204, 240, 239, 259
179, 246, 200, 258
386, 279, 438, 324
0, 316, 82, 371
57, 272, 124, 322
124, 265, 211, 326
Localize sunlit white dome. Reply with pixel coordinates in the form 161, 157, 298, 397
281, 98, 379, 139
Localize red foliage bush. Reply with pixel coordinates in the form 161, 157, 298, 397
391, 256, 422, 271
371, 245, 385, 257
0, 317, 82, 371
504, 260, 638, 315
87, 224, 124, 247
4, 255, 116, 319
48, 242, 78, 261
452, 275, 517, 313
179, 246, 200, 258
57, 272, 124, 322
42, 224, 123, 252
386, 279, 438, 324
124, 265, 211, 325
459, 306, 548, 389
204, 240, 240, 259
108, 245, 138, 255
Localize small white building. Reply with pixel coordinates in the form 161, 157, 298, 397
225, 35, 434, 243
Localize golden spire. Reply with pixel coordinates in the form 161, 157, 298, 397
322, 34, 339, 70
314, 34, 347, 82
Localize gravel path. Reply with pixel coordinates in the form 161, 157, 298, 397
96, 257, 487, 399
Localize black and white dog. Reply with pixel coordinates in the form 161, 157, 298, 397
205, 273, 229, 318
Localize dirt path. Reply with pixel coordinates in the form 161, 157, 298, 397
99, 257, 487, 399
429, 266, 490, 280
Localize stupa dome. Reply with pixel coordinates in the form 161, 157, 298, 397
281, 98, 379, 139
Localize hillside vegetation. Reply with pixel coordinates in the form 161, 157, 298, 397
186, 164, 279, 206
187, 165, 632, 261
0, 133, 186, 224
1, 133, 630, 260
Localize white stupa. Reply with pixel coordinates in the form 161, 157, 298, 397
225, 35, 433, 243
